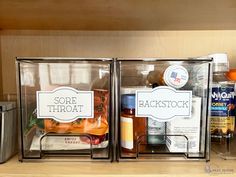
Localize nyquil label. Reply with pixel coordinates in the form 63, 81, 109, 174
37, 87, 94, 123
211, 86, 235, 116
135, 86, 192, 122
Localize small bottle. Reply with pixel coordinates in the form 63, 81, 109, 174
210, 53, 235, 141
147, 117, 165, 145
147, 83, 166, 145
120, 93, 146, 153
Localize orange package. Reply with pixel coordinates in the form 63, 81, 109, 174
43, 89, 109, 136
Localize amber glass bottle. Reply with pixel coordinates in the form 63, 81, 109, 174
120, 94, 146, 153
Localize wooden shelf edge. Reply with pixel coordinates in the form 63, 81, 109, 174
0, 151, 235, 177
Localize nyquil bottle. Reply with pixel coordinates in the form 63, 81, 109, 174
210, 53, 235, 141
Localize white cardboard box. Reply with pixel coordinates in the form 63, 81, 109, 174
166, 97, 201, 153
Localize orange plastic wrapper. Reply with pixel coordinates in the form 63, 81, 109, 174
43, 89, 109, 136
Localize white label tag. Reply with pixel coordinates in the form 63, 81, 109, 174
30, 135, 108, 151
37, 87, 94, 123
136, 86, 192, 122
121, 117, 133, 149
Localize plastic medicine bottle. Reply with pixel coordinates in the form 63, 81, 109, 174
210, 53, 235, 141
147, 83, 166, 145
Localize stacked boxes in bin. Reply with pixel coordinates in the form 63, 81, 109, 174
166, 97, 201, 154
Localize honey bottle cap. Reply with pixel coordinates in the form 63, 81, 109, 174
121, 94, 135, 109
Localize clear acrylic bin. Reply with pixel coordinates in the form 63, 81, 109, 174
16, 58, 114, 162
0, 101, 17, 163
115, 58, 212, 161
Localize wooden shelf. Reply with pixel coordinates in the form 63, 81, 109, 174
0, 0, 236, 30
0, 1, 236, 176
0, 152, 235, 177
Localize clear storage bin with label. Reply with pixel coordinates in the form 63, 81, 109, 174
16, 58, 114, 161
115, 58, 212, 161
0, 101, 18, 163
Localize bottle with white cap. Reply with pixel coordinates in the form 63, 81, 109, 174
209, 53, 235, 141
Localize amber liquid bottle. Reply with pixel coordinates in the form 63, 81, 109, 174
121, 94, 146, 154
210, 54, 235, 141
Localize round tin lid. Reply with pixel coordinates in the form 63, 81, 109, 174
163, 65, 189, 89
